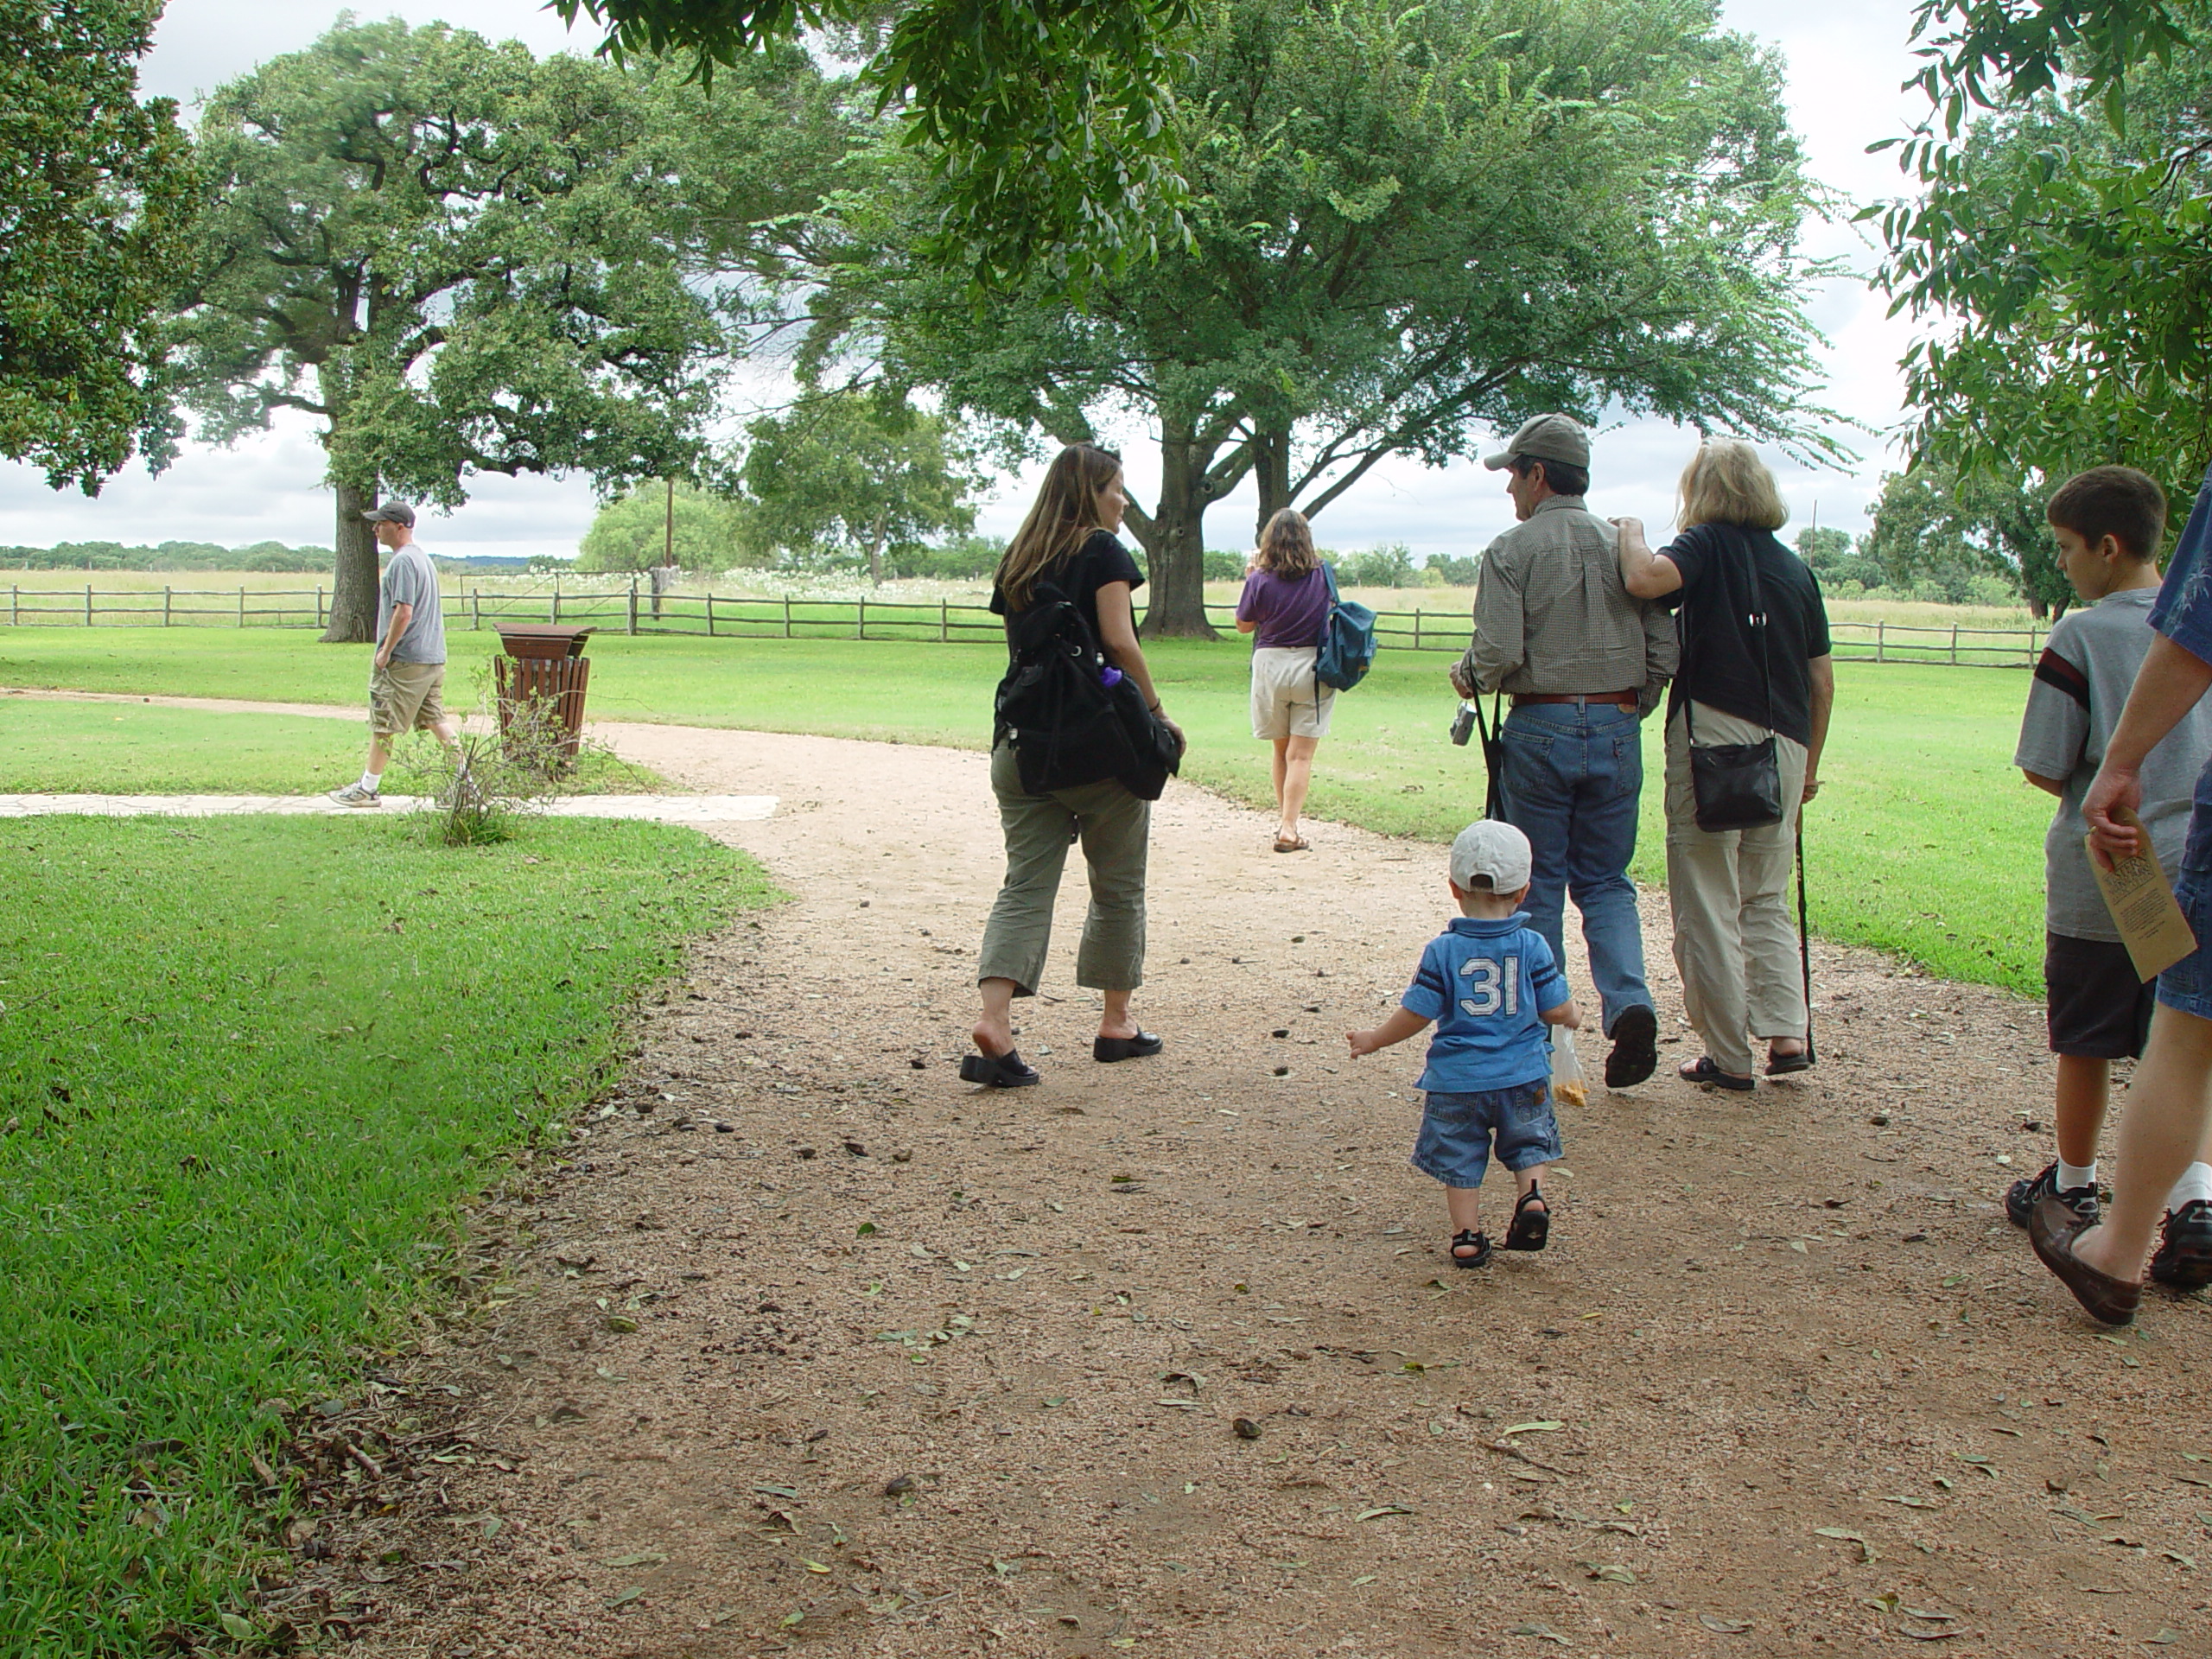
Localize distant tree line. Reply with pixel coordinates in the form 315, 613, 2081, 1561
0, 541, 334, 573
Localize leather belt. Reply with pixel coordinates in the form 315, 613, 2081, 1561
1511, 690, 1638, 709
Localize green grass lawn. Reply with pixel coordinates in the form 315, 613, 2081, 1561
0, 699, 664, 796
0, 816, 772, 1654
1, 627, 2052, 993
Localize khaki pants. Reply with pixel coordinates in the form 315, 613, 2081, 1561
977, 745, 1150, 996
1664, 703, 1808, 1079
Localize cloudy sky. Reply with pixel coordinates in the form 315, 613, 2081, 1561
0, 0, 1929, 561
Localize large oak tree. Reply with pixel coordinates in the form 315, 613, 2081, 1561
169, 21, 800, 640
818, 0, 1840, 635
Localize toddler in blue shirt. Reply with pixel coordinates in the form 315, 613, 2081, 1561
1348, 820, 1583, 1268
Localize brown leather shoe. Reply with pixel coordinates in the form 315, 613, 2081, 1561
2029, 1197, 2141, 1325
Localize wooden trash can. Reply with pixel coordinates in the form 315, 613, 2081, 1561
492, 624, 594, 769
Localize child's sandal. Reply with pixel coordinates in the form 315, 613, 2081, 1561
1503, 1185, 1550, 1252
1449, 1229, 1492, 1268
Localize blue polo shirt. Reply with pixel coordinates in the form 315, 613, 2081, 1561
1400, 912, 1570, 1093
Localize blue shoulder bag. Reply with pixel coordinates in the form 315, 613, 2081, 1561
1314, 562, 1377, 691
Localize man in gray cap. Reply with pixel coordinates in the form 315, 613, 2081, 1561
1448, 414, 1676, 1087
328, 500, 461, 806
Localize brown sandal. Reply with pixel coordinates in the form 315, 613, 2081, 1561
1273, 834, 1309, 853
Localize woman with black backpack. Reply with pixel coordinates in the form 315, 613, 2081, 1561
1614, 441, 1834, 1092
963, 444, 1187, 1089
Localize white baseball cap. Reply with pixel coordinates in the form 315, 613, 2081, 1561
1450, 819, 1532, 893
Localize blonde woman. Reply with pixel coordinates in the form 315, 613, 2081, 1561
1236, 507, 1334, 851
1614, 442, 1834, 1090
963, 444, 1185, 1088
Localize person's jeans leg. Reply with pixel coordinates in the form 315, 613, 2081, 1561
1499, 707, 1573, 973
1564, 704, 1652, 1033
976, 745, 1077, 996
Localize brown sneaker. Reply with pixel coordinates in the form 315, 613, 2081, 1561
2029, 1198, 2140, 1325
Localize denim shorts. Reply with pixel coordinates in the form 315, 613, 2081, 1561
1411, 1081, 1561, 1187
2157, 868, 2212, 1021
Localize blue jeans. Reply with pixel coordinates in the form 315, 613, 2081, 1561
1412, 1083, 1561, 1186
1498, 702, 1651, 1033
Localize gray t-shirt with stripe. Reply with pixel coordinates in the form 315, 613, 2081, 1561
2016, 588, 2212, 940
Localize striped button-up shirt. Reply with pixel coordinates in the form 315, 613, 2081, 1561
1459, 496, 1676, 700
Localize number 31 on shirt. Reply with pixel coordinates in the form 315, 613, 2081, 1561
1457, 956, 1516, 1017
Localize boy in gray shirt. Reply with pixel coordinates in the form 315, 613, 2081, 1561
2012, 466, 2212, 1287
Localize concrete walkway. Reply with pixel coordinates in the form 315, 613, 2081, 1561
0, 793, 777, 822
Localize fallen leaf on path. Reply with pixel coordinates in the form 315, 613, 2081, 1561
607, 1588, 645, 1609
1815, 1527, 1874, 1562
1581, 1562, 1637, 1584
1698, 1615, 1752, 1634
1507, 1623, 1571, 1646
1499, 1421, 1564, 1436
600, 1551, 666, 1567
1357, 1504, 1414, 1521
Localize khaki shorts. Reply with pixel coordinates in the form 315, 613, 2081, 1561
1250, 646, 1333, 740
370, 661, 448, 737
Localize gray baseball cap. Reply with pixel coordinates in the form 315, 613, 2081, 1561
1450, 819, 1533, 893
1482, 413, 1591, 472
360, 500, 416, 526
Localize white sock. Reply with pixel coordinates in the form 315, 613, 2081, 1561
2057, 1157, 2096, 1192
2168, 1161, 2212, 1210
361, 771, 382, 792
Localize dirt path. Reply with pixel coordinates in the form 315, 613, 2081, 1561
235, 723, 2212, 1658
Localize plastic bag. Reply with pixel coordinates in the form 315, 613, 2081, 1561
1549, 1028, 1586, 1109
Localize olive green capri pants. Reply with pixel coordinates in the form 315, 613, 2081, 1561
977, 744, 1150, 996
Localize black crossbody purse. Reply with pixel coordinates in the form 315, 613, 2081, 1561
1684, 531, 1784, 833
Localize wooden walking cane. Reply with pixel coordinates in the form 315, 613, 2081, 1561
1796, 812, 1816, 1065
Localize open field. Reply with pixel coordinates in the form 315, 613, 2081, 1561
0, 814, 771, 1654
0, 699, 665, 796
3, 629, 2052, 992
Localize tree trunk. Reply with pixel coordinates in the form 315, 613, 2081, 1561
324, 478, 379, 643
866, 508, 888, 588
1253, 426, 1293, 539
1135, 421, 1220, 639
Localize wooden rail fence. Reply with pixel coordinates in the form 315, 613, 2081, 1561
1, 580, 2051, 665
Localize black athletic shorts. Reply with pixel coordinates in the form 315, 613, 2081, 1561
2046, 931, 2153, 1058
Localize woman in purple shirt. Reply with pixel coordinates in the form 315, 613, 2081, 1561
1236, 508, 1334, 852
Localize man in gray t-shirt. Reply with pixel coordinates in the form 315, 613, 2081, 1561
328, 500, 461, 807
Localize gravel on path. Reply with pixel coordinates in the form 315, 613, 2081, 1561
195, 721, 2212, 1656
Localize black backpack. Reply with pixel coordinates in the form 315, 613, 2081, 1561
995, 572, 1159, 796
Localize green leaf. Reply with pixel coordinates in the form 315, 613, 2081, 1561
219, 1612, 258, 1642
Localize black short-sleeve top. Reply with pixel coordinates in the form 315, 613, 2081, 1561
989, 530, 1144, 650
1657, 522, 1832, 747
